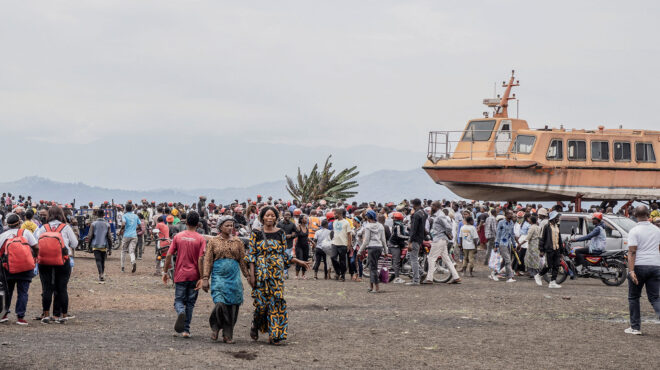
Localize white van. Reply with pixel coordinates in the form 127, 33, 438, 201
559, 213, 637, 251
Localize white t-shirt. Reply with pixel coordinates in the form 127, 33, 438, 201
0, 228, 38, 249
627, 221, 660, 266
331, 219, 353, 246
460, 225, 479, 250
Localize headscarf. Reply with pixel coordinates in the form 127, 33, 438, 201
218, 215, 235, 227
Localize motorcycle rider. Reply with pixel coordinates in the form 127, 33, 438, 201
406, 199, 427, 286
388, 212, 407, 283
424, 202, 460, 284
570, 212, 607, 271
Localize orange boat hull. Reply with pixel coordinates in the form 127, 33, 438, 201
422, 166, 660, 201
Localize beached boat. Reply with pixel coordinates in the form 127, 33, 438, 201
423, 71, 660, 203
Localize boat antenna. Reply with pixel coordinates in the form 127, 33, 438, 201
494, 70, 519, 118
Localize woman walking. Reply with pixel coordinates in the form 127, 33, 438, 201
201, 216, 248, 343
358, 210, 388, 293
246, 206, 311, 345
294, 214, 310, 279
85, 209, 113, 282
34, 206, 78, 323
524, 215, 543, 284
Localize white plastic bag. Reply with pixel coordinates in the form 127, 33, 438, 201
488, 250, 502, 271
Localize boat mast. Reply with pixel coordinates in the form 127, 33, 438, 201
494, 70, 519, 118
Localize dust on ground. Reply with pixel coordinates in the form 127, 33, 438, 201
0, 246, 657, 369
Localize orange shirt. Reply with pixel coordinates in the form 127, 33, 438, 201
308, 216, 321, 239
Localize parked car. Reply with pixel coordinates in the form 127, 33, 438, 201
559, 213, 637, 251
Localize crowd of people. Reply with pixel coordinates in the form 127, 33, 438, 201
0, 192, 659, 341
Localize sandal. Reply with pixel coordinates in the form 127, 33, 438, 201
223, 337, 234, 344
250, 326, 258, 341
211, 330, 219, 341
268, 338, 285, 346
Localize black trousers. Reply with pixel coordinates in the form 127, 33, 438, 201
334, 245, 348, 278
390, 246, 402, 277
574, 247, 590, 266
39, 263, 71, 316
136, 235, 144, 258
5, 279, 30, 318
540, 249, 561, 281
313, 248, 327, 275
93, 250, 107, 275
513, 248, 526, 272
295, 244, 309, 272
367, 248, 382, 284
209, 302, 240, 340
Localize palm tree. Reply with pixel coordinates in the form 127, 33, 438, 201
285, 155, 359, 203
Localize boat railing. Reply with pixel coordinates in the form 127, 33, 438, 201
427, 130, 522, 163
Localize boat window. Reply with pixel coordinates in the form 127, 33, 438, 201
546, 139, 563, 160
591, 141, 609, 161
461, 120, 496, 142
512, 135, 536, 154
567, 140, 587, 161
635, 142, 656, 163
613, 141, 631, 162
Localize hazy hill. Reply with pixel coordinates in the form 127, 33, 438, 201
0, 169, 459, 205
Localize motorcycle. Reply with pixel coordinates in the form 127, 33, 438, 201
153, 229, 174, 285
362, 240, 455, 283
542, 239, 628, 286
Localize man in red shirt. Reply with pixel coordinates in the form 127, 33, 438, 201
163, 211, 206, 338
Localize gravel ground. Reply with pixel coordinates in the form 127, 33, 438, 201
0, 246, 658, 369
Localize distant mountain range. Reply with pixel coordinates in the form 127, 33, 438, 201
0, 169, 459, 205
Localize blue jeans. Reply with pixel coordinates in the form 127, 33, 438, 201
628, 265, 660, 330
5, 280, 30, 318
410, 242, 421, 283
174, 281, 199, 333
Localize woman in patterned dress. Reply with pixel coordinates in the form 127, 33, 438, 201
201, 216, 248, 343
524, 215, 543, 277
245, 206, 311, 345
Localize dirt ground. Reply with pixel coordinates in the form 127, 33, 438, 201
0, 246, 658, 369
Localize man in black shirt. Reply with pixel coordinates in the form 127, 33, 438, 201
407, 198, 427, 285
277, 211, 297, 279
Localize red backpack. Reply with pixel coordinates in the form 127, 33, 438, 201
2, 229, 36, 274
37, 224, 68, 266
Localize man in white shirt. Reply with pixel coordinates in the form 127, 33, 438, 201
330, 208, 353, 282
459, 215, 479, 277
625, 205, 660, 335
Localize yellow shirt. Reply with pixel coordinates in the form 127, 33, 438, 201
20, 220, 38, 233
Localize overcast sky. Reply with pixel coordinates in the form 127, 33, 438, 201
1, 1, 658, 189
